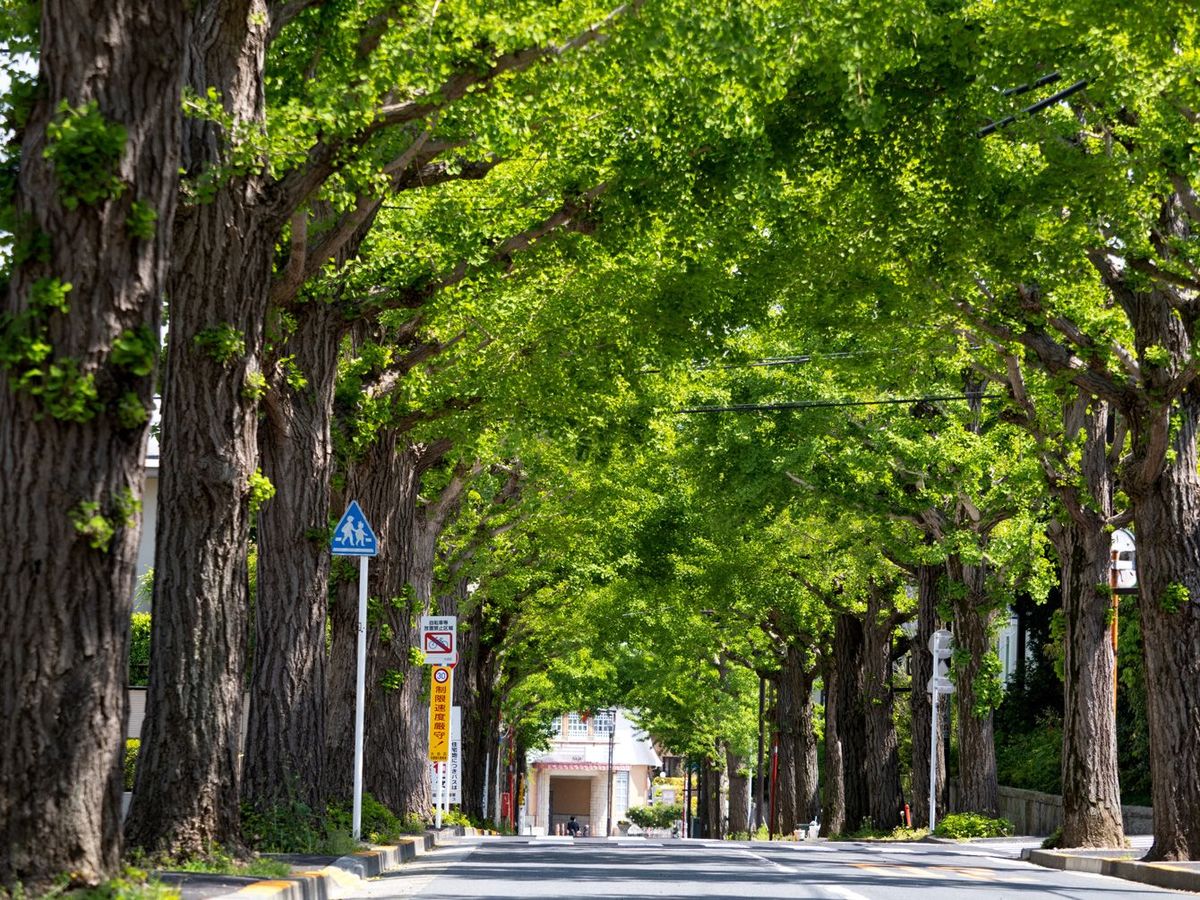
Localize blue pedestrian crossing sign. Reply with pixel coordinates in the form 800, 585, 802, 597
331, 501, 378, 557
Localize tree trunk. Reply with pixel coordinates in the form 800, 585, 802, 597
910, 562, 945, 829
0, 3, 187, 887
125, 0, 272, 856
775, 645, 818, 835
1080, 231, 1200, 861
705, 757, 723, 839
862, 586, 903, 831
819, 654, 844, 837
947, 554, 999, 817
326, 437, 462, 816
446, 584, 505, 821
1054, 514, 1124, 846
834, 613, 870, 831
243, 302, 344, 813
726, 745, 750, 837
1127, 391, 1200, 861
1046, 397, 1123, 848
353, 439, 430, 816
323, 549, 361, 804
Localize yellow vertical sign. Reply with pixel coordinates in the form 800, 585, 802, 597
429, 665, 453, 762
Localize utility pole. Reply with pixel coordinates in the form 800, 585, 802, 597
756, 676, 765, 831
606, 708, 617, 837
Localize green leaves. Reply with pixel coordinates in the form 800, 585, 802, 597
43, 100, 127, 210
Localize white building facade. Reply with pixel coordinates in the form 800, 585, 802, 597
524, 710, 660, 836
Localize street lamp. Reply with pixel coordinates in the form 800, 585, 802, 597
605, 708, 617, 837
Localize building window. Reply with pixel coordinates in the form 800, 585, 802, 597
567, 712, 588, 737
550, 716, 562, 737
594, 710, 615, 736
614, 771, 629, 818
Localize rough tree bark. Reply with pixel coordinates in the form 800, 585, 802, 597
326, 438, 468, 815
862, 584, 903, 830
1127, 400, 1200, 860
827, 612, 869, 832
124, 0, 273, 855
242, 301, 345, 812
971, 188, 1200, 859
445, 582, 507, 821
0, 2, 188, 888
946, 553, 1000, 818
819, 653, 844, 837
1093, 237, 1200, 861
704, 757, 723, 839
775, 644, 819, 835
1039, 395, 1124, 847
726, 745, 750, 836
909, 562, 946, 828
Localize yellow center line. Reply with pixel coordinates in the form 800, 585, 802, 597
849, 862, 1001, 882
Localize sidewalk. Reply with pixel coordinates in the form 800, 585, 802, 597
157, 828, 475, 900
1021, 841, 1200, 895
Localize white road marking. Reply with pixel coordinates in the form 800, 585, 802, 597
827, 887, 872, 900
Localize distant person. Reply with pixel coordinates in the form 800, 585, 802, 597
566, 816, 581, 837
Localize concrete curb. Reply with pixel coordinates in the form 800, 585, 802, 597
1022, 848, 1200, 894
206, 830, 455, 900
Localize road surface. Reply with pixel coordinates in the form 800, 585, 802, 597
347, 835, 1184, 899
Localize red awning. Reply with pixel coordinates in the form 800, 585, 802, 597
532, 761, 632, 771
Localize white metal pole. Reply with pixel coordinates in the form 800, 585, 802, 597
435, 762, 444, 829
482, 751, 491, 822
928, 685, 938, 834
353, 556, 368, 842
494, 730, 503, 828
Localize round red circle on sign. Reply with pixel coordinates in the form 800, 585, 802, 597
433, 668, 450, 683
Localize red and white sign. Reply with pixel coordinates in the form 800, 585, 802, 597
424, 631, 453, 654
420, 615, 457, 665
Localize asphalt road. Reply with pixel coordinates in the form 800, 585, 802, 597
351, 836, 1186, 900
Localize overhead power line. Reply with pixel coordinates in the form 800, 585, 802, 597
1001, 72, 1063, 98
978, 76, 1090, 138
676, 393, 1004, 414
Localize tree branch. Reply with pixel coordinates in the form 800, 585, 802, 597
957, 297, 1129, 405
425, 459, 485, 535
1169, 174, 1200, 224
362, 182, 607, 315
269, 0, 325, 43
1128, 256, 1200, 294
272, 0, 640, 215
373, 1, 643, 131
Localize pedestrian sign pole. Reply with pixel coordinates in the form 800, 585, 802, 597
331, 501, 378, 842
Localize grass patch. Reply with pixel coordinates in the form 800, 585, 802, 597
1, 867, 181, 900
167, 855, 291, 879
830, 825, 929, 842
933, 813, 1014, 839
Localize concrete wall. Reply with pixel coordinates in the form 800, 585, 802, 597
949, 781, 1153, 836
126, 687, 250, 751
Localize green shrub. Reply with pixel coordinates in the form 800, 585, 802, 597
437, 808, 471, 828
123, 739, 140, 791
995, 714, 1062, 795
325, 792, 423, 844
128, 611, 151, 686
934, 813, 1014, 839
242, 795, 324, 853
624, 803, 681, 830
170, 849, 291, 879
71, 866, 179, 900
